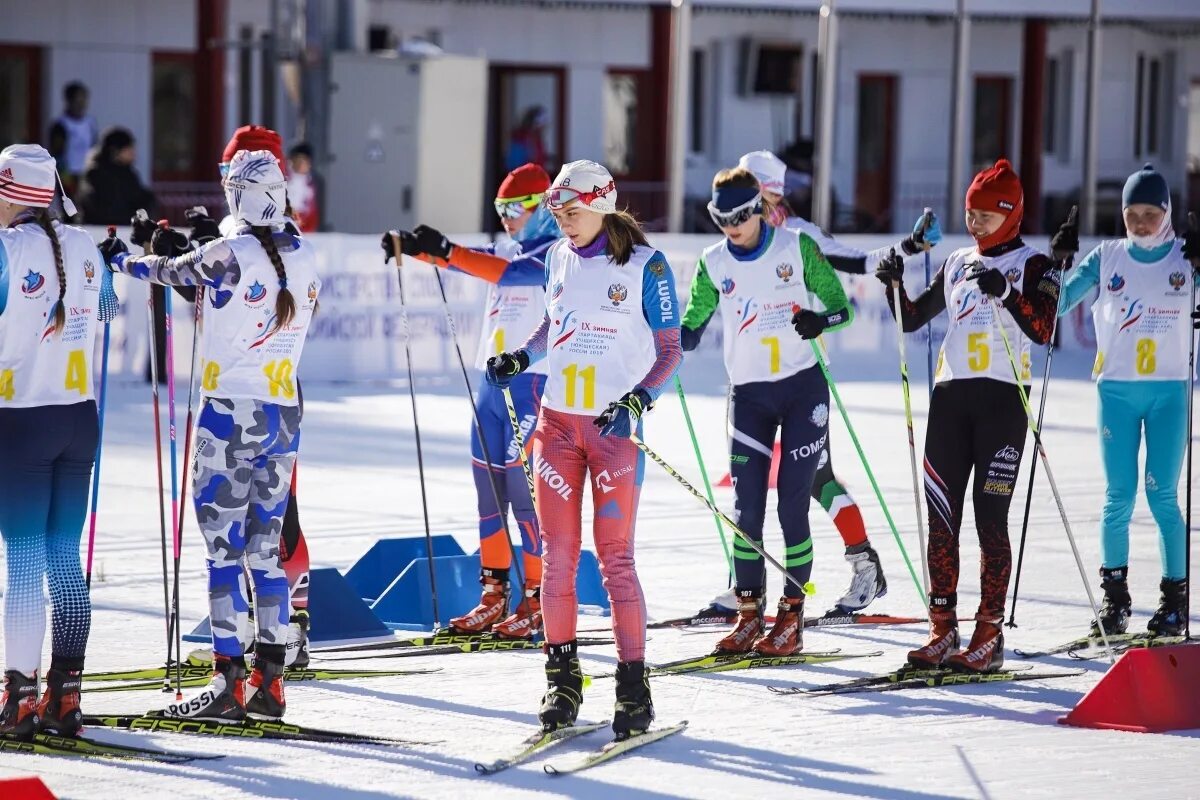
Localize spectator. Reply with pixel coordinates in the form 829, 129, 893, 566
76, 127, 155, 225
47, 81, 99, 200
505, 105, 547, 172
287, 141, 322, 233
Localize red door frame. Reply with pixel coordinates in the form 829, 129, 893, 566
0, 44, 42, 143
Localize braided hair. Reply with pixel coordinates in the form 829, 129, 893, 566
33, 208, 67, 334
250, 225, 295, 332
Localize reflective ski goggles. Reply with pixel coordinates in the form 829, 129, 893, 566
707, 193, 762, 229
493, 193, 542, 220
546, 181, 616, 211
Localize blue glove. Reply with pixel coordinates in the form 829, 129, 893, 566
485, 351, 529, 387
903, 210, 942, 254
593, 388, 651, 438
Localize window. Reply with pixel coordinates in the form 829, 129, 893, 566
690, 48, 705, 153
1135, 52, 1174, 159
972, 76, 1012, 172
1043, 51, 1073, 160
605, 73, 639, 175
152, 53, 198, 180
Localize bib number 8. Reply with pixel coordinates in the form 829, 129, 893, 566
1135, 338, 1156, 375
202, 361, 221, 392
760, 336, 781, 375
263, 359, 296, 399
561, 363, 596, 409
967, 332, 990, 372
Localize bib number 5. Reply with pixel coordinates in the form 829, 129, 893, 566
967, 331, 990, 372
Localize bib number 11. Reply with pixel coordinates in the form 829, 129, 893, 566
561, 363, 596, 409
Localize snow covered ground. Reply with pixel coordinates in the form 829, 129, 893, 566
2, 349, 1198, 799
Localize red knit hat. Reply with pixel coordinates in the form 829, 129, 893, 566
222, 125, 284, 167
496, 163, 551, 200
965, 158, 1023, 251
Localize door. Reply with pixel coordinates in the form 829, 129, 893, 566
487, 65, 565, 230
0, 45, 42, 150
854, 74, 896, 232
604, 69, 666, 226
972, 75, 1013, 172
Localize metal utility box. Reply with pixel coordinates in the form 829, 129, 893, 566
326, 52, 487, 234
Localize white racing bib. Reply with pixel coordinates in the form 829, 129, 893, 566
474, 237, 548, 375
0, 222, 102, 407
540, 241, 659, 416
1090, 240, 1193, 382
703, 227, 818, 386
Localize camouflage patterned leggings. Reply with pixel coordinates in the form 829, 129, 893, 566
192, 397, 301, 658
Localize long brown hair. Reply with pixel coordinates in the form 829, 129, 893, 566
33, 209, 67, 334
250, 225, 295, 332
601, 210, 649, 266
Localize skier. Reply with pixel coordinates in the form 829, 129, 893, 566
876, 159, 1057, 672
680, 166, 853, 656
100, 149, 321, 720
706, 149, 941, 616
381, 163, 559, 638
1056, 164, 1199, 637
485, 160, 681, 739
0, 145, 104, 738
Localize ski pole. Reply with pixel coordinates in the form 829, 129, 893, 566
922, 208, 934, 400
675, 376, 733, 575
428, 265, 526, 595
1184, 212, 1198, 642
808, 339, 928, 610
164, 286, 204, 692
990, 299, 1113, 661
629, 433, 812, 597
1008, 206, 1077, 628
501, 384, 538, 505
85, 228, 121, 588
889, 265, 931, 595
389, 235, 441, 628
161, 274, 186, 698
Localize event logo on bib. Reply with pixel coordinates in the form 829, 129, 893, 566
1118, 300, 1143, 332
607, 283, 627, 306
552, 310, 577, 348
244, 281, 268, 303
775, 263, 793, 283
21, 270, 45, 295
736, 298, 758, 335
551, 281, 564, 301
1004, 267, 1022, 284
307, 281, 319, 302
720, 277, 735, 296
1107, 273, 1125, 293
83, 260, 95, 284
954, 291, 977, 321
951, 263, 967, 284
1169, 271, 1186, 291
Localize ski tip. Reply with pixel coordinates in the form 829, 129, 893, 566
543, 764, 560, 775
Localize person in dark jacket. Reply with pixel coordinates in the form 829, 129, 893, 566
76, 127, 154, 225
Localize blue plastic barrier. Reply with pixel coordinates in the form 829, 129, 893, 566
370, 551, 611, 630
183, 567, 393, 645
344, 534, 465, 602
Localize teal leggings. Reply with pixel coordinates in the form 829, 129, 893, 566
1098, 380, 1188, 579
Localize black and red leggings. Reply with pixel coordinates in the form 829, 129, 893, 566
922, 378, 1028, 619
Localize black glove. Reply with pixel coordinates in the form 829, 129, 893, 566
1183, 212, 1200, 265
874, 248, 905, 287
151, 226, 190, 258
381, 230, 419, 263
412, 224, 452, 260
968, 265, 1011, 299
593, 388, 651, 438
485, 351, 530, 387
185, 206, 222, 246
130, 211, 157, 247
791, 309, 828, 340
98, 235, 128, 267
1050, 205, 1079, 263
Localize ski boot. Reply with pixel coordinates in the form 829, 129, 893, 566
947, 615, 1005, 673
0, 670, 39, 739
285, 609, 311, 668
538, 641, 583, 732
752, 596, 805, 656
1090, 566, 1131, 637
447, 568, 509, 634
492, 583, 542, 640
246, 644, 287, 720
1147, 578, 1188, 637
697, 586, 739, 623
907, 599, 960, 667
37, 659, 83, 736
612, 660, 654, 740
833, 542, 888, 613
714, 589, 764, 654
164, 654, 246, 721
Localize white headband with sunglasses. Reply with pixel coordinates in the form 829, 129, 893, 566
707, 192, 762, 229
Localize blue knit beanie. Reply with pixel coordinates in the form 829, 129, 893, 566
1122, 163, 1170, 210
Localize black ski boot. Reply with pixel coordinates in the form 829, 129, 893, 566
164, 654, 246, 721
538, 641, 583, 732
1091, 566, 1131, 637
612, 660, 654, 740
37, 657, 84, 736
1147, 578, 1188, 637
0, 670, 40, 739
246, 644, 287, 720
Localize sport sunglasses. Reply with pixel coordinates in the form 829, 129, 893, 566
708, 193, 762, 229
493, 194, 543, 220
546, 180, 616, 211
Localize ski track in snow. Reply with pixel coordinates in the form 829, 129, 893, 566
2, 351, 1198, 799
